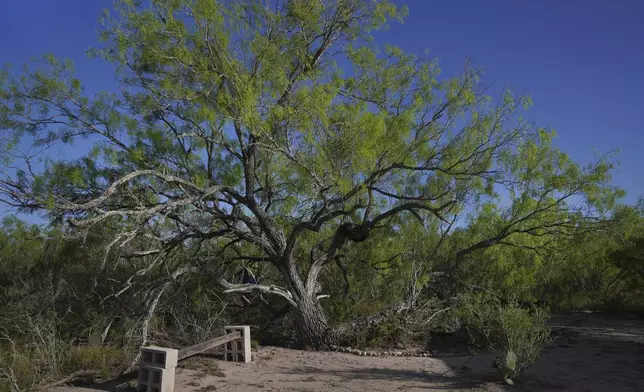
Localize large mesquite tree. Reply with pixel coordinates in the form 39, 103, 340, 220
0, 0, 619, 348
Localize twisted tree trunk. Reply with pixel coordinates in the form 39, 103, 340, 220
292, 294, 331, 350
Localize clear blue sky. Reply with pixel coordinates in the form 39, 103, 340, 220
1, 0, 642, 210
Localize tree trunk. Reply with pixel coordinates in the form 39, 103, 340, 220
292, 294, 332, 350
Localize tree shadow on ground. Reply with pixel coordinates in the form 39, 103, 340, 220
516, 312, 644, 391
66, 370, 137, 391
68, 353, 225, 391
281, 365, 496, 390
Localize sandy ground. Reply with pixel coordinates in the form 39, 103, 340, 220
521, 312, 644, 392
49, 312, 644, 392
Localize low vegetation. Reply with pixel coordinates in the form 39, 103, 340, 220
458, 293, 552, 383
0, 339, 130, 392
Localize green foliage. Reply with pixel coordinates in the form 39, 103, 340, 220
63, 346, 129, 379
0, 0, 635, 351
458, 293, 552, 381
365, 316, 406, 348
323, 229, 410, 324
0, 340, 130, 391
0, 218, 232, 390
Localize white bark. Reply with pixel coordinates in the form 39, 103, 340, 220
219, 278, 297, 307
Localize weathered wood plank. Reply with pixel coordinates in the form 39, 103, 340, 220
178, 331, 241, 360
88, 332, 243, 388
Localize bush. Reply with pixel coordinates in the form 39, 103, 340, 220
366, 316, 406, 348
457, 293, 552, 382
0, 337, 131, 392
63, 346, 130, 379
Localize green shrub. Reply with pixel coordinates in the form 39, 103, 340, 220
0, 340, 131, 391
0, 350, 36, 392
458, 293, 552, 382
366, 316, 405, 348
62, 346, 130, 379
336, 314, 406, 349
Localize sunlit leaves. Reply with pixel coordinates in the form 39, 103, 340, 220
0, 0, 623, 312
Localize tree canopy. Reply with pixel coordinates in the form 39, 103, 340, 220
0, 0, 622, 348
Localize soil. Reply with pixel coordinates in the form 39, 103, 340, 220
48, 312, 644, 392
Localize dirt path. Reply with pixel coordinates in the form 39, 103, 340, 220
49, 312, 644, 392
520, 312, 644, 391
172, 348, 503, 392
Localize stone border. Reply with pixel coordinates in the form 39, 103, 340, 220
329, 345, 468, 358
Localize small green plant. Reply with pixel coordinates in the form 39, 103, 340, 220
250, 340, 260, 350
458, 293, 552, 383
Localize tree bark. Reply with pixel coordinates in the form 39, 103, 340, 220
292, 294, 331, 350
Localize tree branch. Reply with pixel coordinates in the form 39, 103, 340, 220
219, 278, 297, 307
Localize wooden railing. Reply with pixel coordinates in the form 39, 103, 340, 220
102, 330, 245, 386
177, 331, 241, 361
